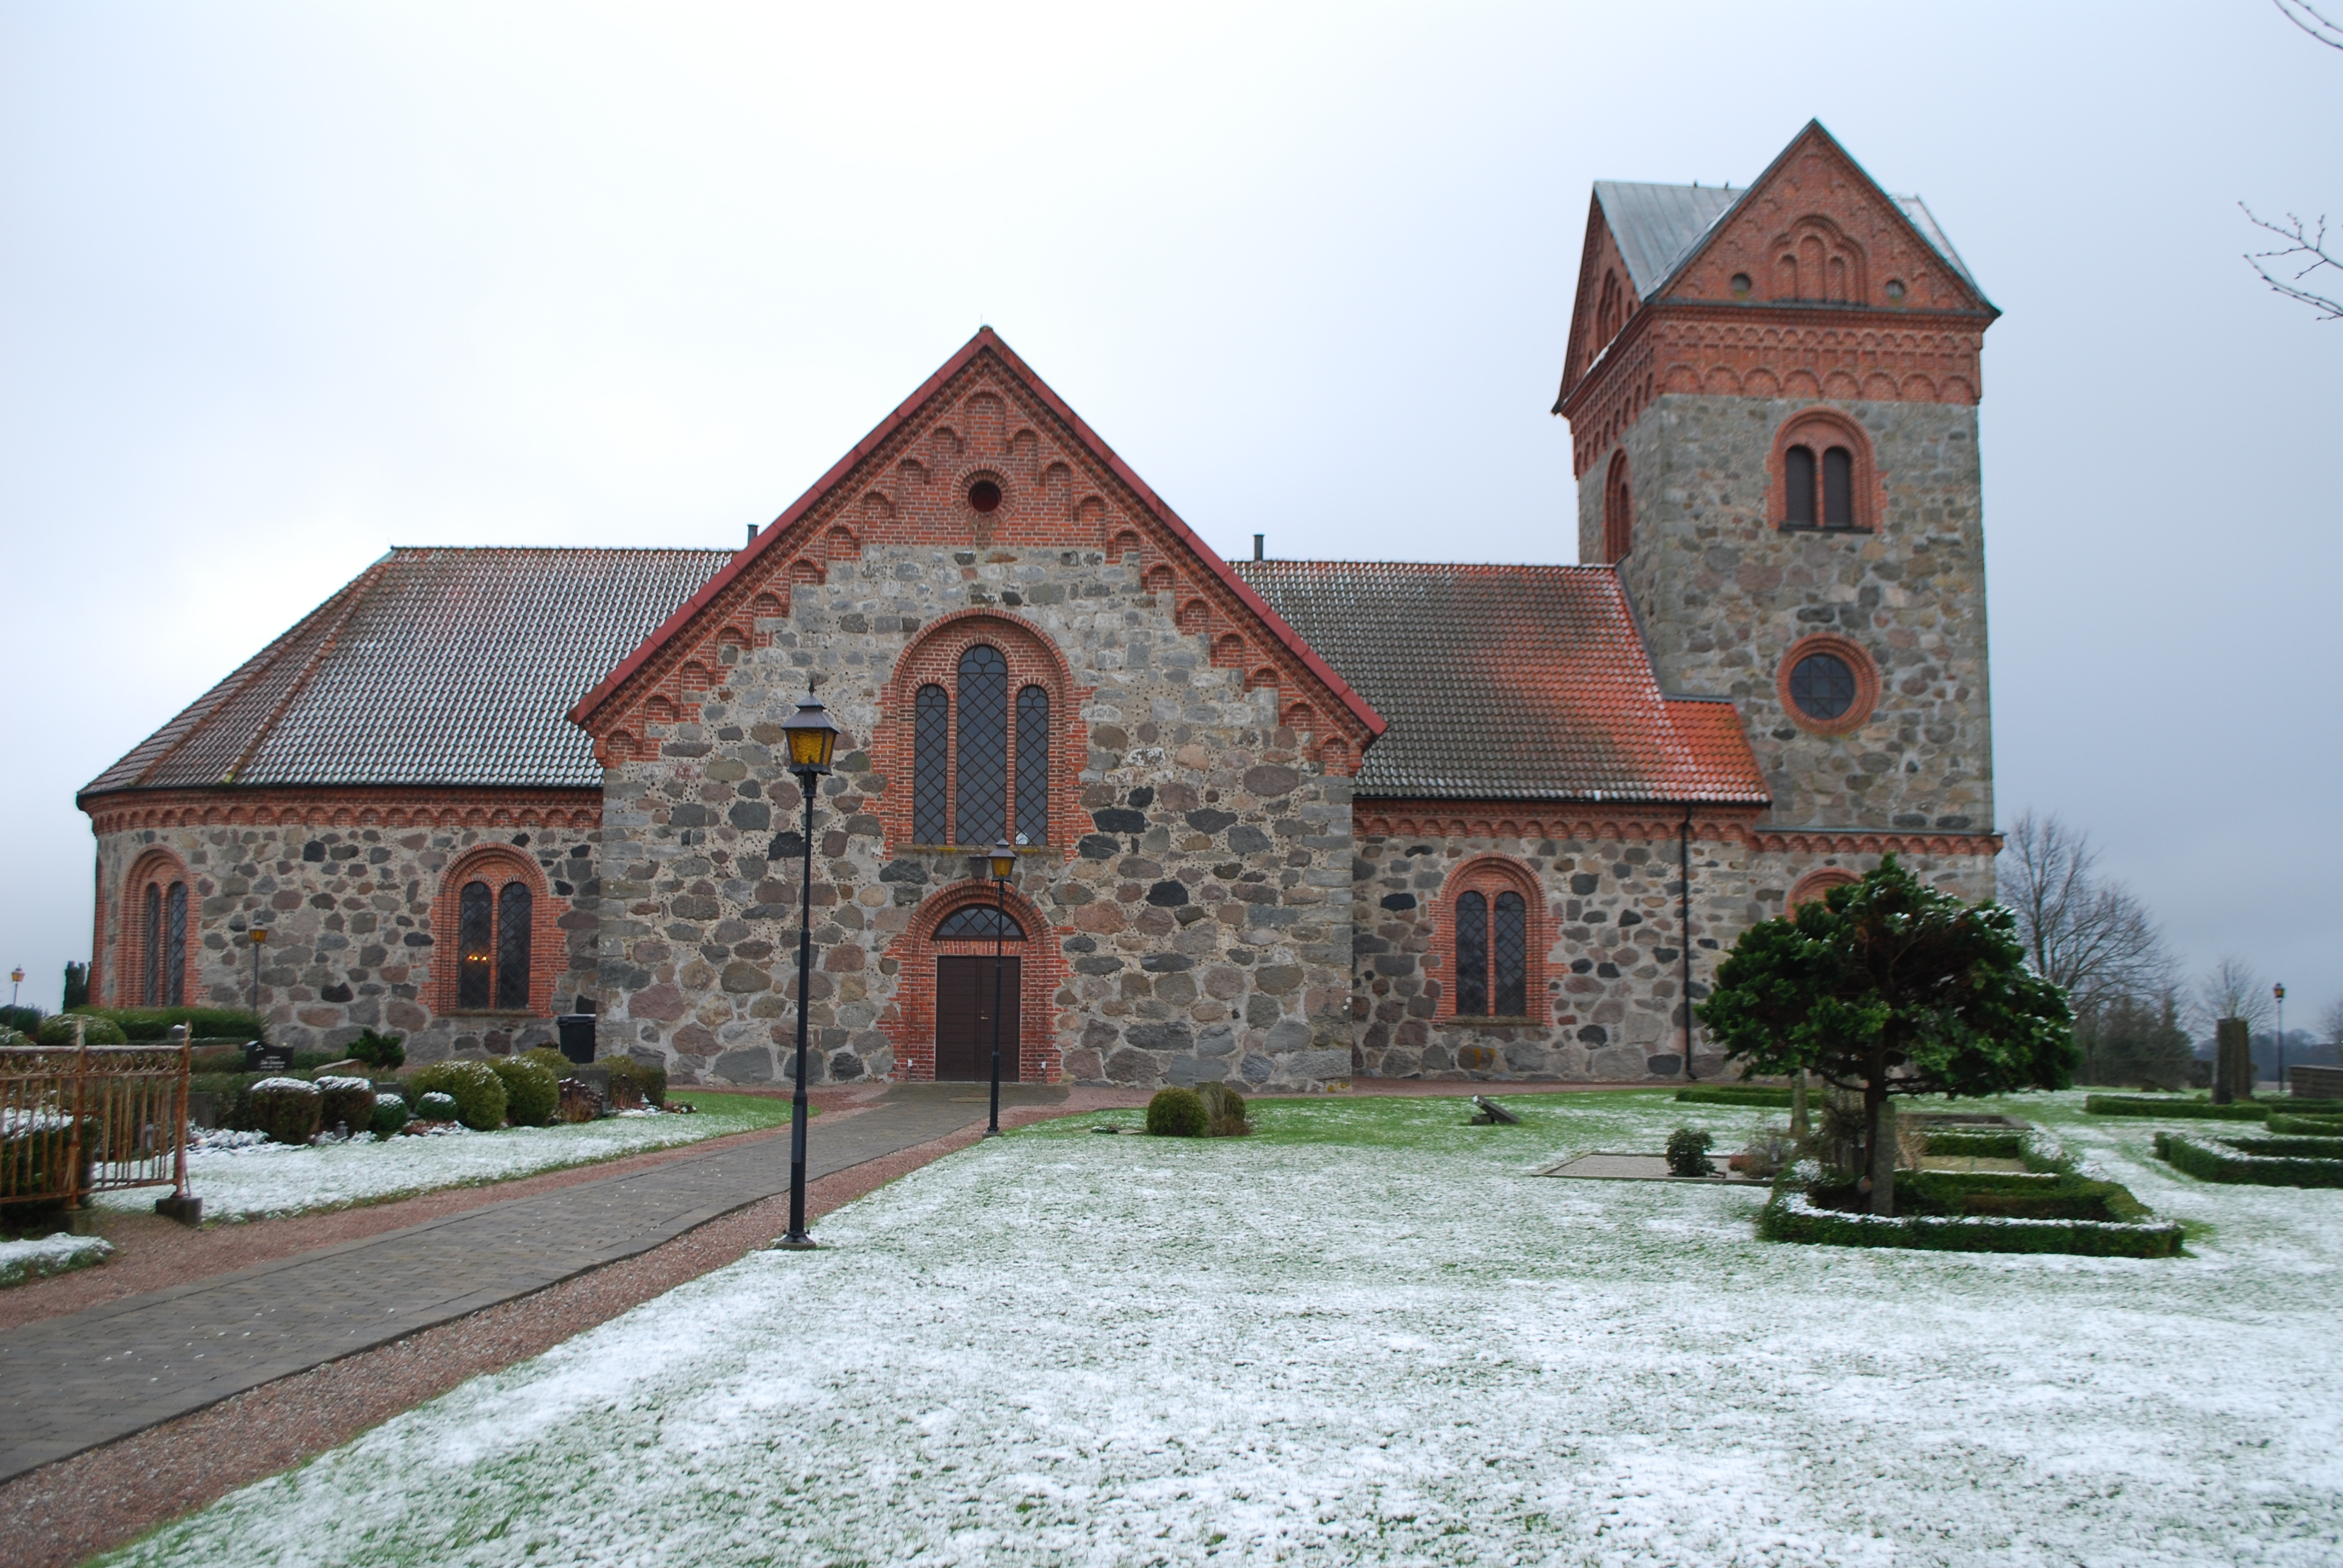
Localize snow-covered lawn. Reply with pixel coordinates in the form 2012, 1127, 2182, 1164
0, 1231, 113, 1287
93, 1093, 790, 1223
103, 1090, 2343, 1566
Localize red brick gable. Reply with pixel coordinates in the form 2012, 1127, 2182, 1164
1556, 122, 2000, 478
571, 330, 1386, 760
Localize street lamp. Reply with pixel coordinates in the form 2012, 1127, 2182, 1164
8, 968, 21, 1009
246, 928, 270, 1016
986, 838, 1016, 1137
2275, 982, 2287, 1092
774, 686, 842, 1252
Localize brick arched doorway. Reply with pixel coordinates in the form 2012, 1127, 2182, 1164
931, 903, 1024, 1082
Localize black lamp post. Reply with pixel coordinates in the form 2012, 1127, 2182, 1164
2275, 982, 2287, 1091
986, 838, 1015, 1137
773, 687, 842, 1251
246, 928, 270, 1016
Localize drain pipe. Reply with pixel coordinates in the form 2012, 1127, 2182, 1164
1680, 806, 1696, 1082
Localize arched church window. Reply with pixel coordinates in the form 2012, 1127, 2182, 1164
1603, 451, 1633, 561
1823, 446, 1855, 529
956, 645, 1010, 845
143, 883, 162, 1007
1492, 891, 1528, 1017
934, 905, 1026, 941
913, 684, 950, 844
1015, 686, 1049, 846
1455, 890, 1489, 1017
457, 878, 534, 1010
1784, 445, 1817, 527
140, 877, 188, 1006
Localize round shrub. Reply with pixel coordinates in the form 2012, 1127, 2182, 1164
407, 1060, 508, 1131
521, 1046, 573, 1080
605, 1056, 667, 1109
36, 1013, 128, 1046
249, 1077, 324, 1146
1665, 1126, 1715, 1177
1145, 1086, 1207, 1138
416, 1091, 460, 1122
313, 1075, 376, 1137
369, 1094, 411, 1139
487, 1055, 559, 1128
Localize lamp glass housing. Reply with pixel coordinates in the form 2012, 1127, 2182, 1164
782, 691, 843, 773
989, 840, 1017, 881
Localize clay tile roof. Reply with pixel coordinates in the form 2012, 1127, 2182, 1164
82, 546, 730, 797
1231, 560, 1767, 806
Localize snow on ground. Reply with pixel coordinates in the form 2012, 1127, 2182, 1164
0, 1231, 113, 1287
104, 1091, 2343, 1566
93, 1094, 788, 1222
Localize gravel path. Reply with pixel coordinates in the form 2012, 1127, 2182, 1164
0, 1087, 1149, 1568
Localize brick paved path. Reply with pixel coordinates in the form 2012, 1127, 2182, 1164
0, 1085, 1048, 1481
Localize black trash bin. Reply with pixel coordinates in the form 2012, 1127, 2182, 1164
557, 1013, 597, 1066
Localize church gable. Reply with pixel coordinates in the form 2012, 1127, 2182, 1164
572, 330, 1383, 763
1654, 122, 1993, 319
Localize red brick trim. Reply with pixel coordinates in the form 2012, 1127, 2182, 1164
1776, 633, 1879, 737
873, 609, 1092, 856
111, 848, 198, 1008
879, 879, 1069, 1083
426, 844, 568, 1019
80, 787, 600, 835
1426, 855, 1552, 1024
571, 330, 1386, 747
1768, 407, 1884, 533
1751, 829, 2001, 858
1788, 867, 1860, 910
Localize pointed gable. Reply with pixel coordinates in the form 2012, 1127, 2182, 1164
571, 330, 1383, 757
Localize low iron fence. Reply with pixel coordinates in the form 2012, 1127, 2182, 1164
0, 1021, 192, 1216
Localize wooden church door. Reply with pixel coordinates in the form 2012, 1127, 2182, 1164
935, 955, 1020, 1082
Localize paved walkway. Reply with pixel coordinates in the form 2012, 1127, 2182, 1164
0, 1085, 1055, 1481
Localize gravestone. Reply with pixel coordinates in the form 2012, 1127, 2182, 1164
243, 1041, 293, 1073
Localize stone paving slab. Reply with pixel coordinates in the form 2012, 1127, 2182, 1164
0, 1090, 1014, 1481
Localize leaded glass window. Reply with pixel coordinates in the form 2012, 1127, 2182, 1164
143, 883, 162, 1007
914, 684, 950, 843
935, 906, 1025, 941
1014, 685, 1049, 844
164, 883, 188, 1007
1454, 890, 1489, 1016
956, 645, 1009, 846
458, 880, 494, 1009
1823, 446, 1854, 528
1784, 445, 1816, 526
495, 883, 532, 1011
1789, 652, 1857, 722
1492, 890, 1527, 1017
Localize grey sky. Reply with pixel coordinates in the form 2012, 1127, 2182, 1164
3, 2, 2336, 1022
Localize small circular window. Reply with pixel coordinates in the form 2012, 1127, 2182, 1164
1730, 272, 1752, 299
1884, 279, 1906, 304
1789, 652, 1857, 721
968, 479, 1002, 514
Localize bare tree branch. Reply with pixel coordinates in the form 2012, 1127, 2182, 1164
1996, 811, 2171, 1007
2319, 996, 2343, 1047
2243, 204, 2343, 321
2275, 0, 2343, 48
2195, 955, 2275, 1033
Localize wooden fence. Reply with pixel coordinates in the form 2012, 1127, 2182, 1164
0, 1021, 192, 1216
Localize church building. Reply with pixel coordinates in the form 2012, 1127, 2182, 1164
78, 123, 2002, 1091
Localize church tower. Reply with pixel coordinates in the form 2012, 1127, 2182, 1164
1556, 122, 1999, 883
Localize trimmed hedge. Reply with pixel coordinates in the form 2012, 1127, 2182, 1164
487, 1056, 560, 1128
314, 1075, 376, 1137
407, 1060, 508, 1131
72, 1007, 267, 1042
1674, 1085, 1793, 1108
369, 1094, 411, 1139
2154, 1131, 2343, 1188
2086, 1094, 2273, 1121
2267, 1113, 2343, 1135
1145, 1087, 1207, 1137
35, 1014, 128, 1045
1921, 1129, 2029, 1160
249, 1078, 324, 1146
1760, 1187, 2182, 1257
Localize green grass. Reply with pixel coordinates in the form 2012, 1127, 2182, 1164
666, 1090, 796, 1128
1035, 1088, 1748, 1154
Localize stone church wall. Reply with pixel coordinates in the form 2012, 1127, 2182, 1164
593, 542, 1357, 1092
85, 798, 600, 1062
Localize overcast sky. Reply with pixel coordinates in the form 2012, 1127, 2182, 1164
2, 2, 2336, 1027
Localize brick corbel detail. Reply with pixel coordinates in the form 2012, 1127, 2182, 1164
80, 786, 602, 836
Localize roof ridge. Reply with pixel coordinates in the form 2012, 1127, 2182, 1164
1234, 559, 1614, 572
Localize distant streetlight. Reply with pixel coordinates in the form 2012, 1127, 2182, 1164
986, 838, 1016, 1137
246, 928, 270, 1015
774, 687, 842, 1252
2274, 983, 2287, 1091
8, 967, 21, 1009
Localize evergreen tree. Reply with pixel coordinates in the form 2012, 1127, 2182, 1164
1697, 856, 2076, 1216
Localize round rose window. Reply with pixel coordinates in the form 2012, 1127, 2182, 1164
968, 479, 1002, 514
1788, 652, 1858, 722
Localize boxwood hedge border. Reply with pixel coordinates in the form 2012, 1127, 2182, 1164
2153, 1131, 2343, 1189
1758, 1188, 2183, 1257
